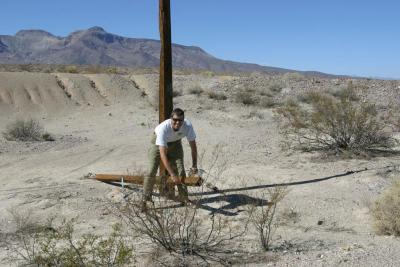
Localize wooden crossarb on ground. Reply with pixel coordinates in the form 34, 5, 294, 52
93, 174, 203, 187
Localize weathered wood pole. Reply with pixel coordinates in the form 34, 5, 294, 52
159, 0, 174, 196
159, 0, 173, 123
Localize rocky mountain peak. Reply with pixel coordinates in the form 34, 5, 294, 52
15, 29, 55, 38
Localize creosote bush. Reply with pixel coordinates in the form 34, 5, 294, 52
2, 119, 54, 142
372, 180, 400, 236
3, 210, 134, 267
276, 90, 397, 154
119, 195, 247, 266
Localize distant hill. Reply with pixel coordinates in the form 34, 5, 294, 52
0, 26, 334, 76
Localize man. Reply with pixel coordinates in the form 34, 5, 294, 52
142, 108, 198, 209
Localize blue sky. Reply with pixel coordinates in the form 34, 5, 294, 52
1, 0, 399, 78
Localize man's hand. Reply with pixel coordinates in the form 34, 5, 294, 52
171, 175, 181, 184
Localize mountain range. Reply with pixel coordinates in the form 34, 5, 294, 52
0, 26, 331, 76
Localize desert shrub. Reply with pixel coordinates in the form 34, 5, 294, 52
64, 65, 78, 73
106, 67, 119, 74
85, 65, 103, 74
119, 195, 247, 265
19, 64, 34, 72
259, 90, 274, 97
188, 86, 204, 95
3, 211, 134, 267
268, 82, 283, 93
297, 91, 324, 104
276, 91, 397, 154
235, 91, 256, 105
42, 132, 55, 141
258, 97, 276, 108
208, 91, 227, 100
283, 72, 304, 82
246, 187, 287, 251
3, 119, 45, 141
372, 180, 400, 236
328, 82, 360, 102
172, 90, 183, 97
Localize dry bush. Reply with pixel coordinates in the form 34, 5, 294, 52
258, 96, 276, 108
188, 86, 204, 95
208, 91, 227, 101
117, 145, 247, 266
276, 91, 397, 154
282, 72, 304, 82
172, 90, 183, 98
372, 180, 400, 236
268, 82, 283, 93
63, 65, 79, 73
2, 210, 134, 267
328, 83, 360, 102
235, 91, 256, 105
118, 195, 247, 266
106, 67, 119, 74
246, 187, 287, 251
2, 119, 54, 142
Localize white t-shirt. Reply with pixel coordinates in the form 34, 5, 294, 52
155, 119, 196, 147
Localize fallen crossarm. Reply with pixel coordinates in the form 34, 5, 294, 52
92, 174, 203, 186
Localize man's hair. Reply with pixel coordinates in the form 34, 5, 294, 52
171, 108, 184, 118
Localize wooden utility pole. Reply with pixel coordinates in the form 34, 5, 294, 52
159, 0, 173, 123
159, 0, 174, 196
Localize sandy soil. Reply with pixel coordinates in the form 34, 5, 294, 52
0, 71, 399, 266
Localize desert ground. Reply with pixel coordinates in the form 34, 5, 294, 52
0, 70, 399, 266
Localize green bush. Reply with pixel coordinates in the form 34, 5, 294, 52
372, 180, 400, 236
276, 91, 397, 154
3, 214, 134, 267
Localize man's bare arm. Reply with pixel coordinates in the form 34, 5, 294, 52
159, 146, 180, 184
189, 140, 197, 171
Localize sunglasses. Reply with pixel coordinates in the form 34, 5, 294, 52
172, 117, 184, 122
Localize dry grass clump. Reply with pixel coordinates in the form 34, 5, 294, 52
207, 91, 227, 101
276, 90, 397, 154
2, 119, 55, 142
372, 180, 400, 236
2, 210, 134, 267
